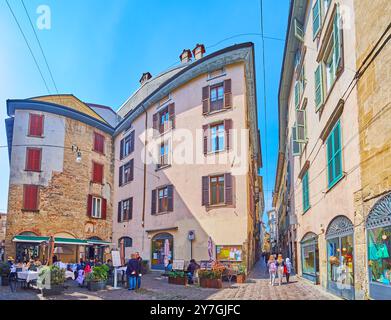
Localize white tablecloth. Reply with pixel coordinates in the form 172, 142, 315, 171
65, 270, 75, 280
17, 271, 39, 283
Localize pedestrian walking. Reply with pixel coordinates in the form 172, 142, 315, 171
285, 258, 292, 283
267, 255, 277, 286
276, 254, 285, 286
126, 253, 140, 291
135, 252, 142, 289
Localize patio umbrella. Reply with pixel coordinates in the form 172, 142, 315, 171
208, 237, 213, 261
164, 239, 170, 267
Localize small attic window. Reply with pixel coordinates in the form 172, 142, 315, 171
207, 68, 225, 81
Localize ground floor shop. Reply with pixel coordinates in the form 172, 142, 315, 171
115, 227, 249, 271
296, 192, 391, 300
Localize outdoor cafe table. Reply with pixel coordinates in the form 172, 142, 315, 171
17, 271, 39, 283
65, 270, 75, 280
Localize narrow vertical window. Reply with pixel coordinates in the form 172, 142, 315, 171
28, 114, 44, 137
302, 170, 310, 213
26, 148, 42, 172
326, 120, 343, 188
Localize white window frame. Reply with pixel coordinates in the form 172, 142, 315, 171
92, 197, 102, 218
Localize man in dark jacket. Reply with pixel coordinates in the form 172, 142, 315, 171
187, 259, 200, 284
126, 254, 141, 290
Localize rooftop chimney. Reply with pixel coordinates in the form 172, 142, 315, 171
180, 49, 192, 64
139, 72, 152, 86
192, 44, 205, 60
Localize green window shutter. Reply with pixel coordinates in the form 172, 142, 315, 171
312, 0, 321, 38
327, 120, 343, 188
295, 82, 300, 109
302, 171, 310, 212
294, 19, 304, 42
296, 109, 306, 142
292, 125, 301, 156
333, 5, 342, 70
315, 64, 324, 111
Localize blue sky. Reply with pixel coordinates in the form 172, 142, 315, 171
0, 0, 289, 225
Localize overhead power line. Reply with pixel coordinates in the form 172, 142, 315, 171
5, 0, 51, 94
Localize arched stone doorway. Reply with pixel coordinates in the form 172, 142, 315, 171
326, 215, 355, 300
151, 233, 173, 270
366, 192, 391, 300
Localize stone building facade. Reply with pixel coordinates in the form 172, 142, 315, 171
5, 95, 114, 263
352, 0, 391, 300
273, 0, 391, 300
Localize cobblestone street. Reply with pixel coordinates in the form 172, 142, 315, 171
0, 261, 338, 300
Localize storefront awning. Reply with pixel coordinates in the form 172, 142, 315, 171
54, 238, 88, 245
13, 235, 110, 246
87, 240, 111, 246
13, 235, 50, 243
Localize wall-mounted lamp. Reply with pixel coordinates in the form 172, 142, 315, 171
72, 145, 82, 163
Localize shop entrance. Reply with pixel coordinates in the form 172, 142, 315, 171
366, 193, 391, 300
151, 233, 173, 270
326, 216, 355, 300
300, 232, 319, 284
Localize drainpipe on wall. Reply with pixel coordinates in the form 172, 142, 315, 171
141, 104, 148, 251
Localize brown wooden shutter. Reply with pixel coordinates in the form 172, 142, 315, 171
224, 79, 232, 109
225, 173, 233, 205
23, 185, 39, 211
168, 103, 175, 129
151, 189, 157, 215
101, 198, 107, 219
202, 176, 209, 206
202, 86, 210, 114
118, 202, 122, 223
130, 159, 134, 181
224, 119, 232, 151
203, 125, 209, 155
119, 165, 123, 187
130, 131, 135, 153
87, 195, 93, 217
120, 139, 124, 159
167, 185, 174, 212
129, 198, 133, 220
153, 113, 158, 132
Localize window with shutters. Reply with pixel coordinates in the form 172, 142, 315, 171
294, 19, 304, 42
292, 124, 302, 156
296, 108, 307, 143
158, 140, 170, 169
25, 148, 42, 172
203, 79, 232, 115
119, 159, 134, 186
92, 197, 102, 218
92, 162, 104, 184
120, 131, 135, 160
210, 175, 225, 205
210, 123, 225, 152
312, 0, 321, 38
302, 170, 310, 213
28, 114, 44, 137
93, 132, 105, 154
118, 198, 132, 222
154, 103, 175, 135
316, 5, 343, 111
326, 120, 343, 188
23, 185, 39, 211
204, 120, 232, 155
153, 185, 173, 214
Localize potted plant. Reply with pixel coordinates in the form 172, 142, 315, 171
86, 264, 109, 291
38, 265, 66, 296
167, 270, 187, 285
0, 262, 11, 286
199, 269, 223, 289
235, 264, 247, 283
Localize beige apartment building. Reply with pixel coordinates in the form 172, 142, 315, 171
274, 0, 391, 300
113, 43, 263, 271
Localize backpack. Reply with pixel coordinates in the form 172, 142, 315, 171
269, 262, 277, 273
